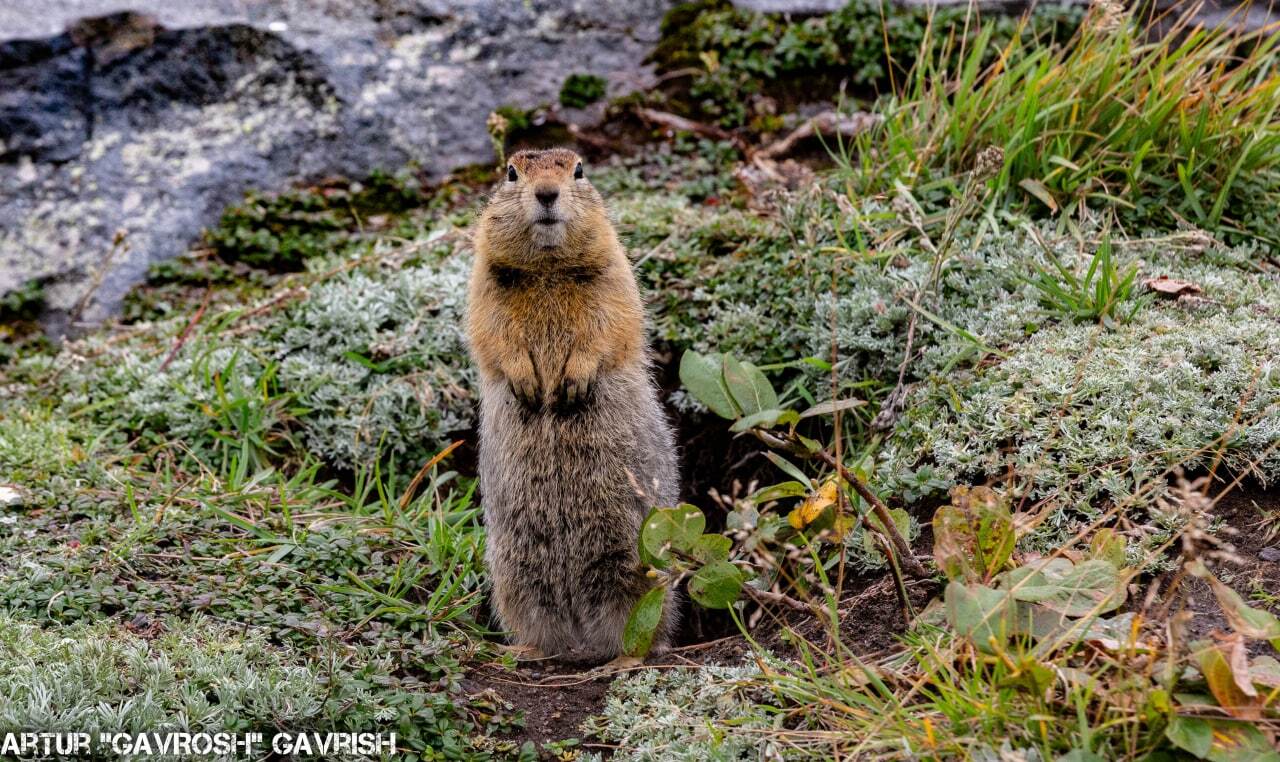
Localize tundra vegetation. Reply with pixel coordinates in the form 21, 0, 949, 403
1, 1, 1280, 760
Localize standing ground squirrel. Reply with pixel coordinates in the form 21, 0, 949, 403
467, 148, 679, 663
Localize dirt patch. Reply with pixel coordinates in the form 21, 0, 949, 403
464, 660, 616, 748
463, 529, 940, 748
1160, 483, 1280, 651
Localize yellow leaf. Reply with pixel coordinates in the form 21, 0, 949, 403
788, 478, 838, 530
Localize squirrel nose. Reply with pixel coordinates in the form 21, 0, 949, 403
535, 188, 559, 208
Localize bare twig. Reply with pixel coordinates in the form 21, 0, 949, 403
634, 107, 748, 151
157, 286, 212, 372
810, 445, 929, 579
754, 110, 881, 161
68, 229, 129, 327
744, 585, 824, 617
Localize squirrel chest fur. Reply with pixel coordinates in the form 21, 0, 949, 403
466, 148, 679, 663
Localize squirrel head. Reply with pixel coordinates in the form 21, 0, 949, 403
482, 148, 606, 258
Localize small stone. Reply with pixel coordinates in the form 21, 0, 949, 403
1259, 547, 1280, 563
0, 485, 23, 508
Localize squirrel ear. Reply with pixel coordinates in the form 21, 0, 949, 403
573, 162, 584, 180
507, 165, 518, 182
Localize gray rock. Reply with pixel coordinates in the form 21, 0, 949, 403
1260, 546, 1280, 563
0, 484, 22, 508
0, 1, 666, 327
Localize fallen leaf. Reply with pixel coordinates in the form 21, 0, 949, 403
1222, 631, 1258, 698
1143, 276, 1203, 297
1200, 642, 1261, 719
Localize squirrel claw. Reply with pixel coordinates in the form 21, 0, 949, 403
556, 375, 593, 413
508, 378, 541, 410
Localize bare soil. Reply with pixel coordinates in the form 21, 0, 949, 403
464, 483, 1280, 751
461, 538, 939, 749
1159, 483, 1280, 652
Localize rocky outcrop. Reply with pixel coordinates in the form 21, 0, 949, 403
0, 1, 666, 328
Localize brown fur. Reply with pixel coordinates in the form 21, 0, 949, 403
466, 148, 679, 662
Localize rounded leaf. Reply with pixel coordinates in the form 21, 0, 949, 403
688, 561, 745, 609
642, 504, 706, 563
690, 533, 732, 564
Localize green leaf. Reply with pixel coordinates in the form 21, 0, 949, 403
1000, 557, 1075, 592
932, 486, 1015, 583
622, 586, 666, 658
1202, 719, 1280, 762
1165, 716, 1212, 759
641, 504, 706, 564
1011, 559, 1125, 617
798, 398, 866, 418
721, 355, 777, 416
690, 533, 732, 564
729, 408, 788, 433
749, 481, 808, 504
1087, 527, 1127, 568
1201, 568, 1280, 644
763, 452, 814, 490
793, 433, 823, 453
725, 503, 760, 532
1019, 177, 1059, 212
945, 581, 1015, 653
688, 561, 745, 609
679, 350, 738, 419
861, 508, 913, 564
1200, 645, 1257, 711
1250, 654, 1280, 688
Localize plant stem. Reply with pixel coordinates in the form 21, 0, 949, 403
744, 585, 823, 617
752, 429, 930, 579
811, 446, 929, 578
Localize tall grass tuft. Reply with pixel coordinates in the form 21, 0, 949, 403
848, 3, 1280, 247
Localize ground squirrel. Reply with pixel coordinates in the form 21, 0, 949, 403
467, 148, 679, 664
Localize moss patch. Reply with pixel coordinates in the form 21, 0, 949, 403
559, 73, 608, 109
650, 0, 1082, 126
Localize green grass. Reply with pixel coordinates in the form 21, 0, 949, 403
1024, 234, 1149, 326
845, 4, 1280, 248
205, 171, 427, 271
0, 613, 512, 758
0, 391, 496, 756
651, 0, 1081, 127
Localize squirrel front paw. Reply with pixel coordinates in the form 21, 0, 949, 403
503, 353, 542, 410
556, 373, 594, 412
508, 375, 541, 410
554, 353, 599, 412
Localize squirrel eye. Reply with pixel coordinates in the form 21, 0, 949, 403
573, 162, 584, 180
506, 165, 517, 182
